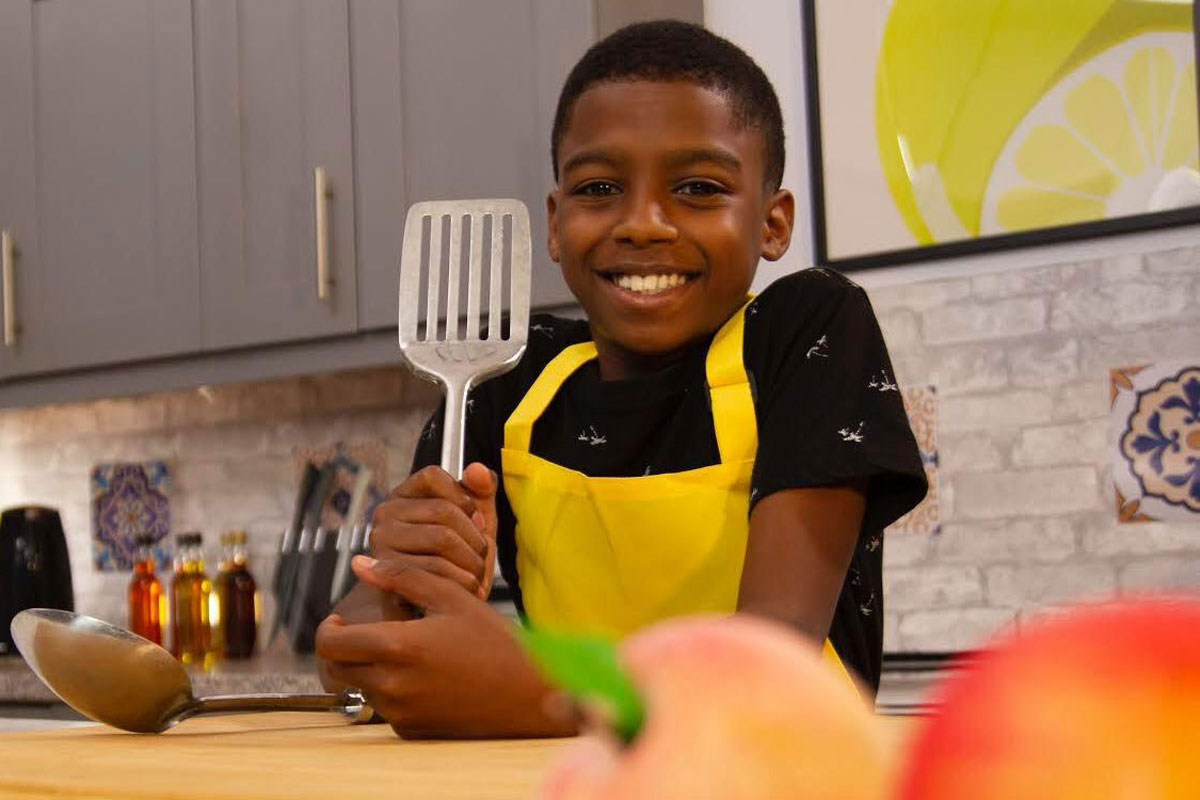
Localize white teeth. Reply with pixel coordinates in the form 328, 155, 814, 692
613, 273, 689, 294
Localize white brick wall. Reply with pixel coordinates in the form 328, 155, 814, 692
868, 243, 1200, 652
923, 296, 1047, 345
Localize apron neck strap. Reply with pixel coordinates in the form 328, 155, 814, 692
706, 297, 756, 463
504, 341, 598, 453
503, 299, 756, 461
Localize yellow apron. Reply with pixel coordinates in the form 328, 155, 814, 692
501, 302, 853, 684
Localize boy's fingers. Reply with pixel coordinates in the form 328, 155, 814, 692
316, 620, 411, 665
371, 513, 487, 567
461, 462, 498, 499
351, 555, 471, 615
391, 466, 478, 517
461, 462, 500, 545
325, 661, 392, 693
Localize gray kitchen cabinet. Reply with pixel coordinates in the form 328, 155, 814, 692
0, 0, 202, 379
194, 0, 358, 349
351, 0, 591, 329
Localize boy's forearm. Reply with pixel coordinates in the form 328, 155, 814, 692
739, 482, 867, 641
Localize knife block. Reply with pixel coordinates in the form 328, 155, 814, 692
275, 525, 370, 654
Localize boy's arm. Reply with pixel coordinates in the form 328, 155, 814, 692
737, 480, 867, 644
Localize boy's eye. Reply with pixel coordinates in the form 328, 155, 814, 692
674, 180, 727, 197
573, 180, 621, 197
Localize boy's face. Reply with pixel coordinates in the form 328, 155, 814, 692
548, 80, 793, 375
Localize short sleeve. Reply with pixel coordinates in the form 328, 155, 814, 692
747, 270, 926, 533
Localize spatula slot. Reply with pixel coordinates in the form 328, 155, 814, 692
477, 213, 494, 339
416, 214, 432, 341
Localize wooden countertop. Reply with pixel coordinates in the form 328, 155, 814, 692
0, 712, 569, 800
0, 711, 918, 799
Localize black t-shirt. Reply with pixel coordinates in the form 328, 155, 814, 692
411, 268, 927, 692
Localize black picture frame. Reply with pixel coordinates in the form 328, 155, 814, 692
801, 0, 1200, 272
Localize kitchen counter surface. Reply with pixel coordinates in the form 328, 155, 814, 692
0, 652, 323, 704
0, 711, 569, 800
0, 711, 916, 799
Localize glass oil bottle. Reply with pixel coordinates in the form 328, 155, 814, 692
170, 532, 213, 667
215, 530, 258, 659
127, 533, 163, 645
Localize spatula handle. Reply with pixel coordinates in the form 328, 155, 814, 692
440, 375, 472, 480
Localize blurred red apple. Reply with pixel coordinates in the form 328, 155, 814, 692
542, 615, 889, 800
897, 598, 1200, 800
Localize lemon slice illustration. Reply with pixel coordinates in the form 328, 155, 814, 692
982, 33, 1198, 234
876, 0, 1194, 245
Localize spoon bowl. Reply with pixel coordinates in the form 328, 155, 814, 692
11, 608, 370, 733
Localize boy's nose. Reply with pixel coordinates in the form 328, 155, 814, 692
611, 193, 677, 246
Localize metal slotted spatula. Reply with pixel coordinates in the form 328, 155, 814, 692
399, 200, 531, 478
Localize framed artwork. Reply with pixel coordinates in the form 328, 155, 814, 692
802, 0, 1200, 270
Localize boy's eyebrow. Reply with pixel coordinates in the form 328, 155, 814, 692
561, 149, 626, 175
663, 147, 743, 172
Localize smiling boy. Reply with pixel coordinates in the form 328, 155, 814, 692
317, 20, 926, 739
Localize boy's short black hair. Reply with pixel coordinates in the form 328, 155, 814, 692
551, 20, 785, 191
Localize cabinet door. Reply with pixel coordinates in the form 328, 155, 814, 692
195, 0, 357, 349
351, 0, 591, 330
0, 0, 201, 378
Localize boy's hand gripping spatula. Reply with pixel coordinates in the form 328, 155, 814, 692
398, 200, 531, 478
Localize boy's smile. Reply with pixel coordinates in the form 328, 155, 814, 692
548, 81, 794, 380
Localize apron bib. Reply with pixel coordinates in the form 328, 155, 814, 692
501, 302, 853, 685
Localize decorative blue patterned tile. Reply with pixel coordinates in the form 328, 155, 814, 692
90, 461, 171, 571
1111, 361, 1200, 523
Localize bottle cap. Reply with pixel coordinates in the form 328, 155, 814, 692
220, 530, 248, 545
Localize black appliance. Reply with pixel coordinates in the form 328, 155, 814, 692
1, 506, 75, 656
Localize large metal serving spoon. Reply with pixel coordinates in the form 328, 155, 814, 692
11, 608, 373, 733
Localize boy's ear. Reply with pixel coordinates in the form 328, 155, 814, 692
760, 189, 795, 262
546, 191, 561, 263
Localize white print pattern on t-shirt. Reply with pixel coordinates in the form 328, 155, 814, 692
806, 334, 829, 360
530, 322, 555, 337
868, 370, 898, 392
838, 421, 865, 443
577, 425, 607, 446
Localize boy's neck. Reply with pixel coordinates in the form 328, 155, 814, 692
591, 334, 704, 382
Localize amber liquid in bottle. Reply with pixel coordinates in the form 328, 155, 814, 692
127, 538, 162, 645
216, 531, 258, 659
171, 534, 212, 666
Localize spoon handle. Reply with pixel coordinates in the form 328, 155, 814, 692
190, 688, 374, 724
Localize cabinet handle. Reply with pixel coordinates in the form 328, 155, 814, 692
314, 167, 332, 302
2, 229, 14, 347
